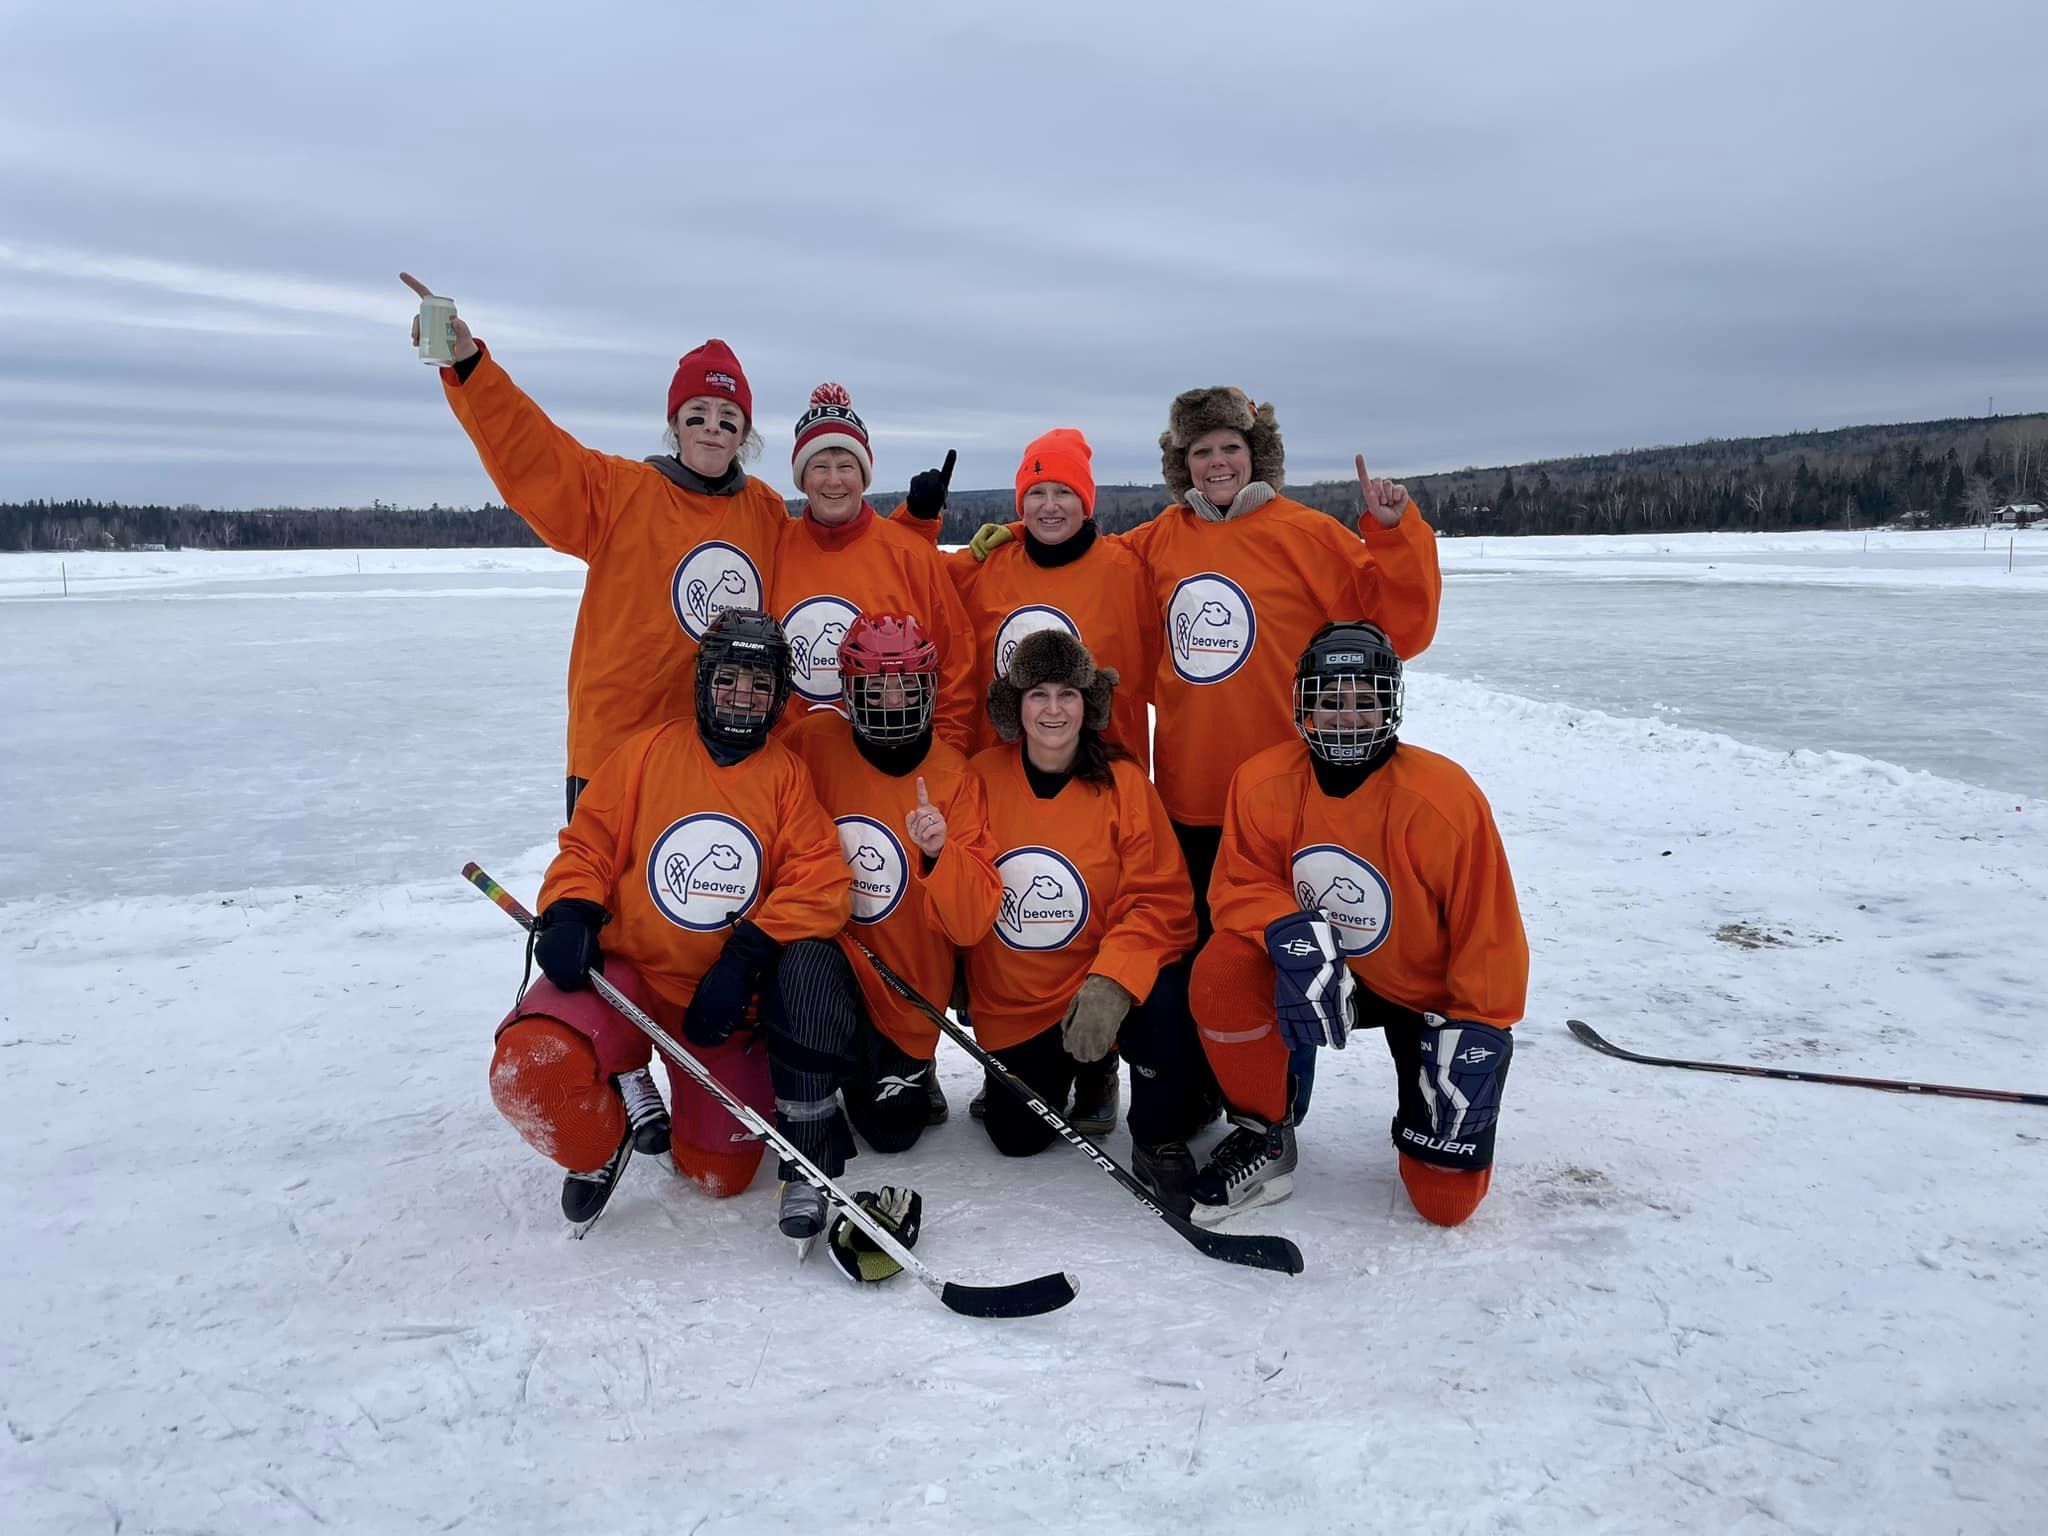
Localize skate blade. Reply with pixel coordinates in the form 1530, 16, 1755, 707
1188, 1174, 1294, 1228
793, 1232, 819, 1263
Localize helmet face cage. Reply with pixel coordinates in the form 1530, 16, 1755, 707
1293, 624, 1402, 765
838, 613, 939, 746
845, 668, 937, 744
695, 613, 791, 750
1293, 669, 1402, 763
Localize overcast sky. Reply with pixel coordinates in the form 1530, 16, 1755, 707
2, 0, 2043, 508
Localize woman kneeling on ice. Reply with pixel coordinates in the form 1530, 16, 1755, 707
1188, 622, 1529, 1228
784, 612, 1003, 1155
487, 610, 856, 1241
963, 630, 1216, 1211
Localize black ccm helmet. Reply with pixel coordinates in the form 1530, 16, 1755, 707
695, 608, 792, 752
1293, 620, 1403, 765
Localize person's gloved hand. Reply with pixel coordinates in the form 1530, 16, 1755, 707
1060, 974, 1133, 1063
533, 898, 608, 991
968, 521, 1015, 562
905, 449, 957, 520
683, 918, 781, 1046
1265, 909, 1357, 1052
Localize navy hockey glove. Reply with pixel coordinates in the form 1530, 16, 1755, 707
904, 449, 957, 519
1393, 1018, 1515, 1172
1265, 910, 1358, 1053
533, 899, 608, 991
684, 917, 781, 1047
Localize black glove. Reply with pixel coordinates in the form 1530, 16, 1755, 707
533, 898, 608, 991
904, 448, 957, 520
683, 918, 782, 1047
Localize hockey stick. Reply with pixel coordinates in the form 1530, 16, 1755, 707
849, 938, 1305, 1276
463, 863, 1078, 1318
1568, 1019, 2048, 1107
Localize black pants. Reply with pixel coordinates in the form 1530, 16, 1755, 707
843, 1007, 933, 1157
780, 939, 929, 1157
763, 939, 859, 1177
980, 959, 1215, 1156
1172, 821, 1223, 946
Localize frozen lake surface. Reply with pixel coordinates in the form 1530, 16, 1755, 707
5, 532, 2047, 1532
4, 531, 2045, 899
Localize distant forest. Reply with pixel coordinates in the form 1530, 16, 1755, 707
6, 412, 2044, 551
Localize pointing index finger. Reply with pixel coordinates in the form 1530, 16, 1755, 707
1354, 453, 1369, 485
915, 776, 932, 806
939, 449, 957, 489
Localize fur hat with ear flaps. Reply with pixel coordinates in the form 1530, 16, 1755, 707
1158, 386, 1285, 501
986, 628, 1118, 743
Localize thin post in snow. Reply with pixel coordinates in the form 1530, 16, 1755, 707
61, 561, 68, 597
2011, 537, 2017, 574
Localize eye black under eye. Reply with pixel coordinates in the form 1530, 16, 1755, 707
684, 414, 707, 427
717, 420, 740, 435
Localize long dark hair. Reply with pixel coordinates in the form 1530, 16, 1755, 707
1072, 725, 1131, 788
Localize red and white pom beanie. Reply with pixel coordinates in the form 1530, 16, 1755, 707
791, 382, 873, 489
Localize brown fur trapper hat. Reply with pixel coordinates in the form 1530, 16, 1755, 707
1159, 386, 1284, 500
985, 628, 1118, 743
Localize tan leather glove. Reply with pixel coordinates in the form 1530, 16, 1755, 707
1060, 974, 1133, 1063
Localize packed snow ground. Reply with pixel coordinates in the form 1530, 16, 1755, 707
5, 531, 2048, 1533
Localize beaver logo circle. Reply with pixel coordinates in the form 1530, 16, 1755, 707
993, 846, 1090, 952
836, 815, 909, 925
1289, 843, 1392, 956
993, 603, 1081, 678
646, 814, 764, 931
782, 594, 862, 705
1166, 573, 1256, 684
671, 541, 763, 641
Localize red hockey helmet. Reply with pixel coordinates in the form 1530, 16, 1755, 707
838, 612, 939, 745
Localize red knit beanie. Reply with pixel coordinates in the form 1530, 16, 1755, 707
1015, 427, 1096, 517
667, 339, 752, 425
791, 382, 874, 488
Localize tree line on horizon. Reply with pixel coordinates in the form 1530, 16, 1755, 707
5, 413, 2043, 552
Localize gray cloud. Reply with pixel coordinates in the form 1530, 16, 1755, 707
1, 0, 2043, 508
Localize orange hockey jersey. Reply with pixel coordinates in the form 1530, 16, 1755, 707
1208, 739, 1527, 1028
441, 344, 789, 780
964, 748, 1197, 1050
770, 506, 979, 754
538, 721, 851, 1010
1120, 496, 1441, 827
938, 534, 1160, 765
785, 713, 1003, 1056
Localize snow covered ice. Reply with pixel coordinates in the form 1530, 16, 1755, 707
4, 530, 2046, 1533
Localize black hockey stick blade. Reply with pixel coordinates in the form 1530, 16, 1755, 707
1176, 1219, 1306, 1274
850, 939, 1304, 1275
941, 1271, 1081, 1319
1568, 1018, 2048, 1107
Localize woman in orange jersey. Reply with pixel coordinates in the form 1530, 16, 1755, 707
896, 429, 1160, 1134
784, 613, 1003, 1150
486, 611, 858, 1242
400, 273, 785, 821
1187, 622, 1528, 1231
1121, 387, 1443, 942
769, 384, 978, 752
965, 630, 1216, 1211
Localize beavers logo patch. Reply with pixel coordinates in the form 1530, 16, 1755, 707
1289, 843, 1393, 957
645, 814, 764, 932
1165, 573, 1256, 684
993, 846, 1090, 952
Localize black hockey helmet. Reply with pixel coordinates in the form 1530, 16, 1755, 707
1293, 620, 1402, 765
695, 608, 792, 752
